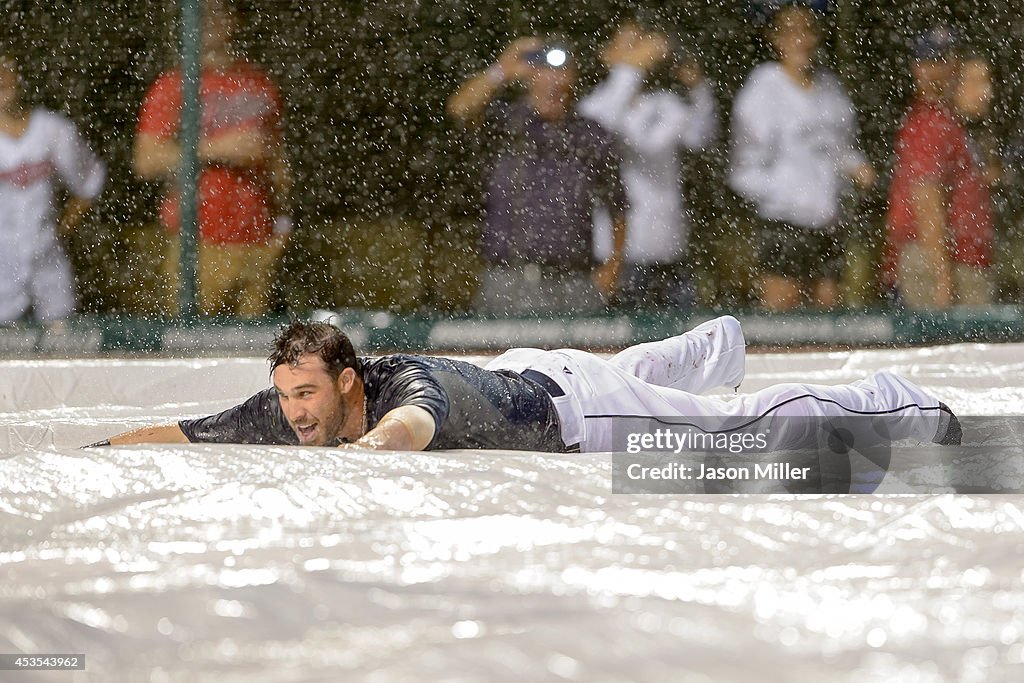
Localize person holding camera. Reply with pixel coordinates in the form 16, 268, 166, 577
448, 37, 628, 315
578, 22, 718, 310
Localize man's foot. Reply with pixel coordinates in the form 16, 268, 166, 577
934, 403, 962, 446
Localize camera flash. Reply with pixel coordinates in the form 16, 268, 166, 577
545, 49, 568, 67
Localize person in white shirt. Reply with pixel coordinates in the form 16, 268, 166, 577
580, 22, 718, 309
0, 56, 105, 323
728, 3, 874, 311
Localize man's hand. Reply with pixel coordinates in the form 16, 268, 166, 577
603, 25, 667, 71
447, 37, 542, 125
849, 161, 877, 191
594, 214, 627, 299
57, 197, 91, 238
497, 37, 543, 84
133, 133, 181, 181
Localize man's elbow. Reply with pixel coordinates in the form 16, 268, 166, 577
382, 406, 437, 451
446, 95, 480, 128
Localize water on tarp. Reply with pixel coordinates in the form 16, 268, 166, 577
1, 345, 1023, 682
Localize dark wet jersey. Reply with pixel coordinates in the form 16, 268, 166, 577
178, 355, 568, 452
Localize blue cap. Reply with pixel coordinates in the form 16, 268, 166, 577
912, 25, 959, 61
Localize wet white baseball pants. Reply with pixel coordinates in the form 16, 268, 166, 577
486, 316, 945, 453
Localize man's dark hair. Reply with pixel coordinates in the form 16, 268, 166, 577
268, 320, 359, 379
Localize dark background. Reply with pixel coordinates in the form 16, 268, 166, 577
4, 0, 1024, 315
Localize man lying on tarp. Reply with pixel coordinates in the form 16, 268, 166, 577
90, 317, 960, 453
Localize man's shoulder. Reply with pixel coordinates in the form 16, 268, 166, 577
732, 62, 783, 112
565, 108, 618, 153
741, 61, 784, 92
238, 386, 283, 412
362, 354, 476, 377
29, 108, 73, 135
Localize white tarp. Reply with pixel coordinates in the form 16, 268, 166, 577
1, 346, 1022, 682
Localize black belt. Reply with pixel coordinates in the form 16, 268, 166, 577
520, 368, 579, 453
520, 369, 565, 397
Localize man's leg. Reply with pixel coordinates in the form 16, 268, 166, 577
953, 264, 994, 306
162, 234, 180, 316
609, 315, 746, 393
199, 243, 238, 316
237, 242, 281, 318
0, 243, 32, 322
573, 355, 946, 453
727, 370, 947, 450
28, 242, 76, 321
896, 243, 936, 309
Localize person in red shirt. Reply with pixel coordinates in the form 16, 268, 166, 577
884, 26, 993, 310
134, 0, 291, 317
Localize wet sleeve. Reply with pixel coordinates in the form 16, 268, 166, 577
373, 359, 451, 436
577, 66, 644, 134
50, 114, 106, 200
828, 78, 869, 175
179, 388, 297, 445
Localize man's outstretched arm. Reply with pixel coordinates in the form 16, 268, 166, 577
88, 424, 191, 447
342, 405, 437, 452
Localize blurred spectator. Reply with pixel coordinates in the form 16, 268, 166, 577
884, 27, 993, 310
953, 52, 1012, 301
728, 2, 875, 312
134, 0, 291, 318
447, 36, 627, 315
0, 55, 105, 325
578, 22, 717, 310
954, 52, 999, 184
991, 68, 1024, 303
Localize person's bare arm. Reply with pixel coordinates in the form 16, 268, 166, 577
133, 132, 182, 181
340, 405, 436, 451
199, 129, 271, 167
87, 424, 191, 447
911, 179, 953, 308
447, 37, 541, 125
593, 214, 627, 298
447, 70, 505, 125
134, 128, 272, 181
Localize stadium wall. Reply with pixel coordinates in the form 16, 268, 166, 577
2, 308, 1024, 357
